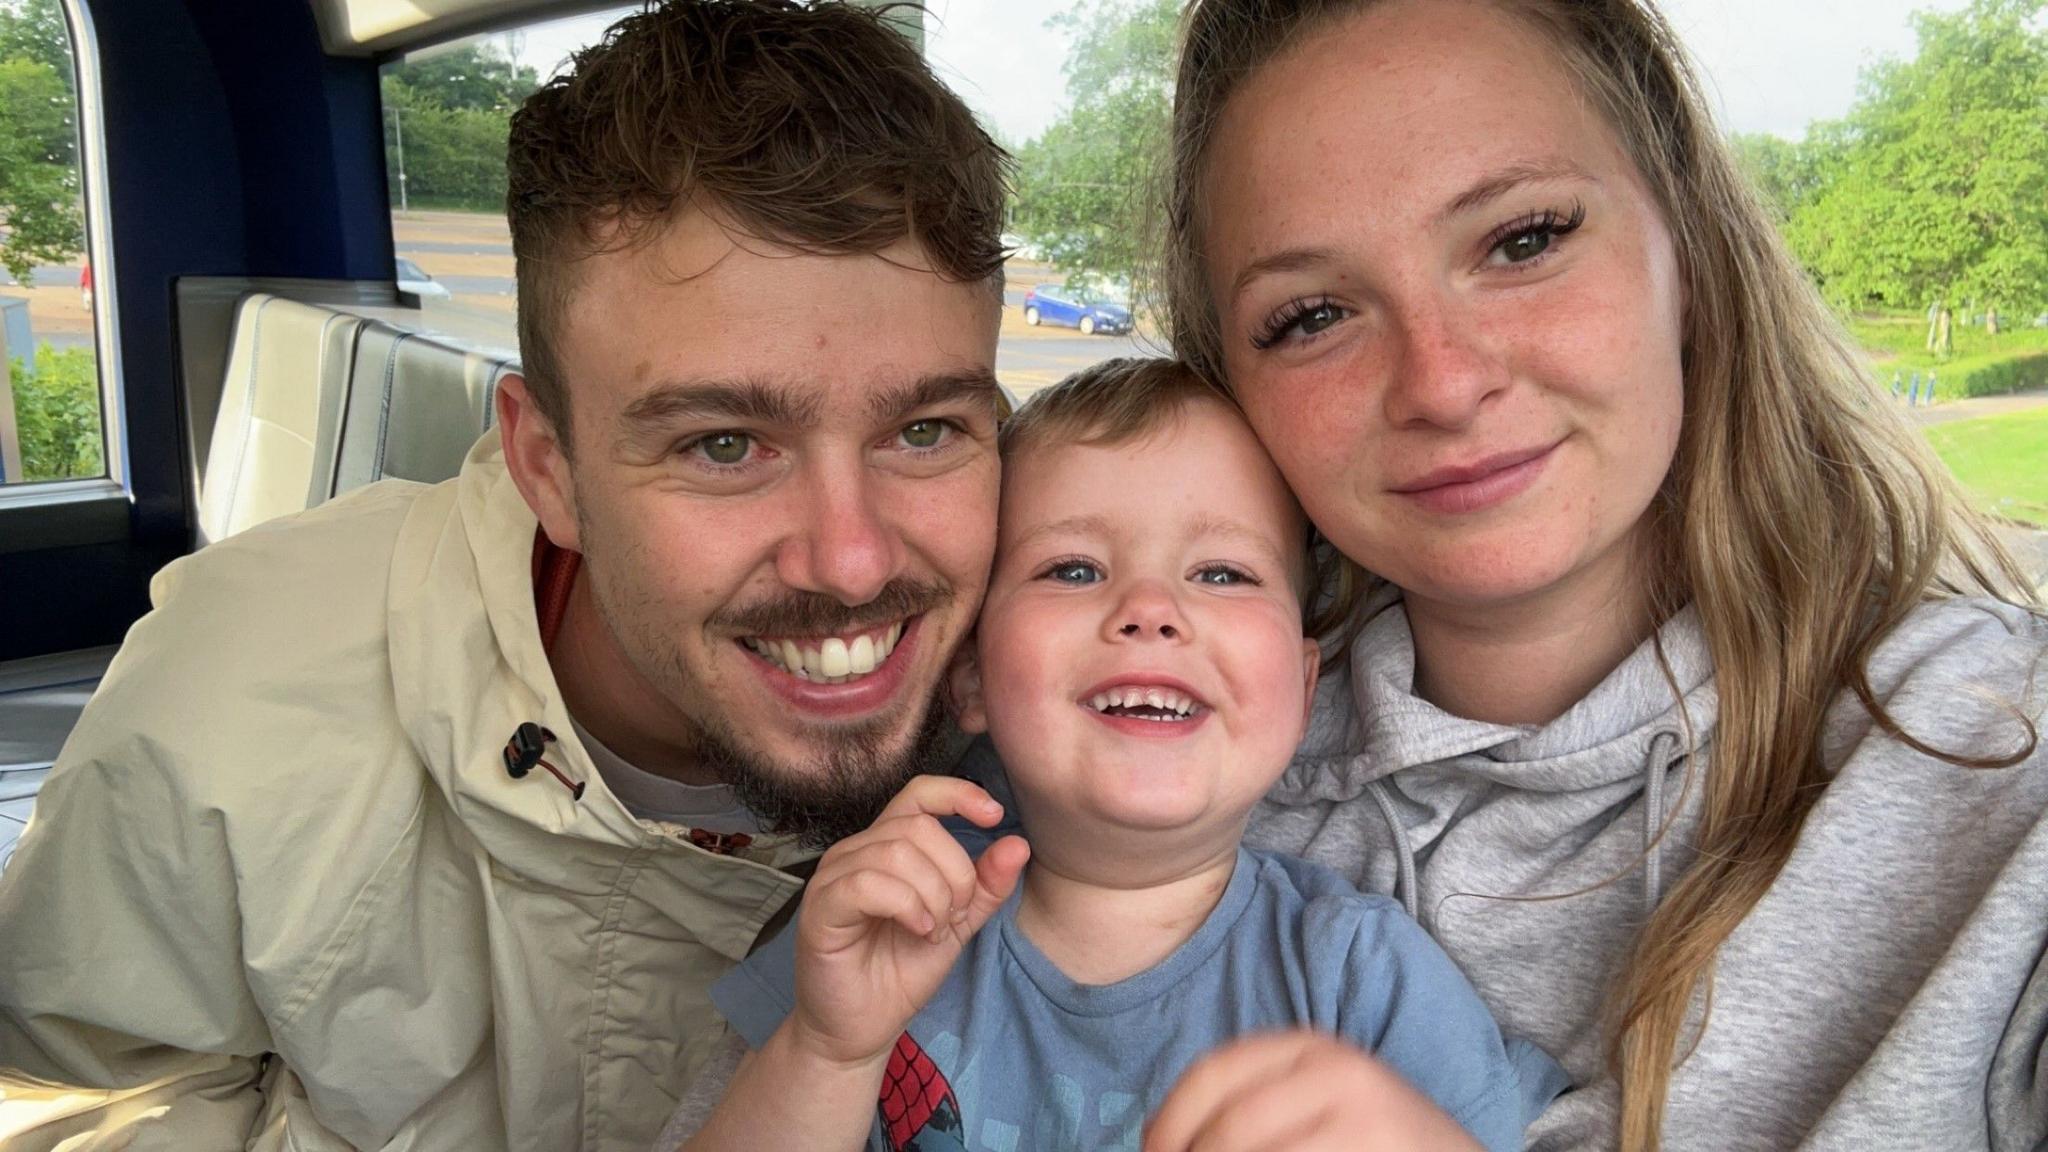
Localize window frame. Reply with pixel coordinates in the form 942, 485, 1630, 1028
0, 0, 131, 550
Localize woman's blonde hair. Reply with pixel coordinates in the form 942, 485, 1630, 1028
1165, 1, 2043, 1147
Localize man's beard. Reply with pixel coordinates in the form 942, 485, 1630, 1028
695, 686, 956, 849
581, 521, 962, 847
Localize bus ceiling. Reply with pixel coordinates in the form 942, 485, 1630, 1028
308, 0, 919, 57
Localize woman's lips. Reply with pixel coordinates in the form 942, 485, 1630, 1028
1390, 441, 1559, 515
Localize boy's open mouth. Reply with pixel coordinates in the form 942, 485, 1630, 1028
1082, 682, 1209, 724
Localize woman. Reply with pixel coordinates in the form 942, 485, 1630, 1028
1146, 0, 2048, 1149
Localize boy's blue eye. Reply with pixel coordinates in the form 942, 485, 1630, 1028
1047, 561, 1102, 585
1194, 565, 1253, 586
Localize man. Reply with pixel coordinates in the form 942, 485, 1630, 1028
0, 3, 1009, 1149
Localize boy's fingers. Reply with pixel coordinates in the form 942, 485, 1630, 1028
819, 838, 961, 940
875, 774, 1005, 828
878, 811, 981, 920
810, 866, 936, 939
1143, 1032, 1320, 1152
961, 835, 1031, 934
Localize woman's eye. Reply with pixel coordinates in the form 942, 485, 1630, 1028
691, 432, 752, 466
1047, 561, 1103, 585
1252, 298, 1349, 350
1296, 302, 1343, 337
1485, 203, 1585, 268
901, 419, 948, 450
1497, 229, 1553, 263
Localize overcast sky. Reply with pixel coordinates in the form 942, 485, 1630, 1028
510, 0, 1977, 146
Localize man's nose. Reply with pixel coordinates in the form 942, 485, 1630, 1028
1104, 578, 1191, 643
775, 460, 900, 607
1382, 299, 1509, 430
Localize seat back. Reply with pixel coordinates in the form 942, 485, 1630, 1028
187, 284, 518, 545
334, 321, 513, 492
196, 294, 364, 543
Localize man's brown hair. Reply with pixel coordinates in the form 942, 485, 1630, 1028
506, 0, 1010, 440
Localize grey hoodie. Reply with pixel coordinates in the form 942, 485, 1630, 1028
1245, 596, 2048, 1150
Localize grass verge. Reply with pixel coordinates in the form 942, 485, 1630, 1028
1924, 405, 2048, 527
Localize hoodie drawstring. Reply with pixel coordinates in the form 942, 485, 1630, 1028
1369, 730, 1685, 927
1367, 779, 1420, 922
1642, 729, 1682, 919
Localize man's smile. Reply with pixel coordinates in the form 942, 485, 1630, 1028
739, 620, 909, 684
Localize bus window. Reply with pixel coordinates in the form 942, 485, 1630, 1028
377, 4, 1162, 406
379, 13, 626, 363
0, 0, 109, 489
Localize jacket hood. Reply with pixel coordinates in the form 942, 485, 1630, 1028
381, 436, 808, 902
1273, 597, 1721, 806
382, 437, 647, 846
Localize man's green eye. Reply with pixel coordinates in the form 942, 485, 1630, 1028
698, 433, 750, 465
903, 420, 946, 449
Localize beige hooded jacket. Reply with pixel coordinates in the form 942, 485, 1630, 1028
0, 437, 813, 1152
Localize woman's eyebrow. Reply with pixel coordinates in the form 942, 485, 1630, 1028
1229, 245, 1344, 308
1229, 160, 1601, 307
1439, 158, 1596, 223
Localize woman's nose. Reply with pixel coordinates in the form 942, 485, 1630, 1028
1383, 304, 1509, 430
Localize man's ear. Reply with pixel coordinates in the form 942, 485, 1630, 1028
1298, 638, 1322, 738
948, 641, 989, 735
497, 372, 582, 552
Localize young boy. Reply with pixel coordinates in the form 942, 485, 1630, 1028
666, 360, 1565, 1152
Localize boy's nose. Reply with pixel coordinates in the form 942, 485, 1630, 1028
1105, 580, 1191, 642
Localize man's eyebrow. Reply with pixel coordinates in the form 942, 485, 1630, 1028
618, 378, 824, 433
868, 369, 1003, 424
1438, 159, 1595, 223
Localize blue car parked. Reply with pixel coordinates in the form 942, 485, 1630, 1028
1022, 281, 1133, 336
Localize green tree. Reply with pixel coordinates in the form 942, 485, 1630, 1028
1010, 0, 1178, 292
1729, 131, 1834, 223
381, 43, 539, 212
384, 43, 537, 114
0, 0, 83, 283
1785, 0, 2048, 314
8, 346, 102, 481
0, 0, 70, 88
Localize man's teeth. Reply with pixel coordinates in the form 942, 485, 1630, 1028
1087, 686, 1200, 720
743, 623, 905, 684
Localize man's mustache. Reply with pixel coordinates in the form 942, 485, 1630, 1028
710, 577, 952, 637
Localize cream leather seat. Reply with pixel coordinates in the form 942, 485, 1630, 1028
196, 295, 364, 543
196, 292, 516, 544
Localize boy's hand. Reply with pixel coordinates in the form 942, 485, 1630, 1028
788, 775, 1030, 1069
1143, 1032, 1483, 1152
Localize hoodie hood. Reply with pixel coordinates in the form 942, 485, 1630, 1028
1274, 597, 1719, 805
1248, 593, 1719, 1067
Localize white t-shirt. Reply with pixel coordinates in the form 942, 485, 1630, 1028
568, 716, 761, 835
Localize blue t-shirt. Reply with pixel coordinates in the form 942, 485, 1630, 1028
713, 839, 1568, 1152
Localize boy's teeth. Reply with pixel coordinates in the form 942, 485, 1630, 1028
1089, 686, 1200, 719
746, 624, 903, 683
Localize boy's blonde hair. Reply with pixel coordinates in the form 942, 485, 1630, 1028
999, 357, 1223, 460
1000, 358, 1331, 627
